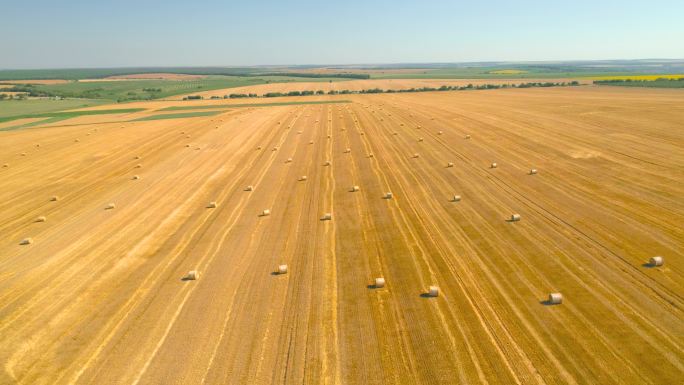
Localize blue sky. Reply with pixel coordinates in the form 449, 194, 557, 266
2, 0, 683, 69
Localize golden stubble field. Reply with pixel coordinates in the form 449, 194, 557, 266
0, 87, 682, 384
170, 78, 592, 100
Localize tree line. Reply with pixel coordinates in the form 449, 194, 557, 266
593, 78, 684, 88
182, 81, 581, 100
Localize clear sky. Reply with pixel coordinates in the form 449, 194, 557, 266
2, 0, 683, 69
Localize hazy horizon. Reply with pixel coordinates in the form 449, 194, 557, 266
2, 58, 684, 72
3, 0, 684, 70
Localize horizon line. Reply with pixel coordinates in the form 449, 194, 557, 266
2, 58, 684, 72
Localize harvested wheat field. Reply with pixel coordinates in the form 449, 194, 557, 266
0, 86, 682, 384
170, 78, 591, 100
79, 73, 208, 82
0, 79, 70, 85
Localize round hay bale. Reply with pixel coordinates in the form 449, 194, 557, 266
36, 216, 47, 222
393, 132, 398, 135
278, 264, 288, 274
297, 130, 302, 134
75, 139, 80, 142
649, 256, 664, 266
185, 144, 191, 148
321, 213, 332, 221
418, 137, 423, 142
105, 203, 116, 210
272, 147, 278, 151
413, 153, 420, 158
345, 148, 351, 153
132, 175, 140, 180
185, 270, 199, 280
2, 164, 8, 168
549, 293, 563, 304
257, 146, 262, 150
351, 185, 360, 192
245, 185, 254, 191
490, 162, 497, 168
324, 161, 331, 166
286, 158, 293, 163
309, 140, 314, 144
261, 209, 271, 216
50, 196, 59, 202
447, 162, 454, 168
438, 131, 443, 135
299, 175, 307, 181
20, 238, 33, 245
529, 169, 538, 175
207, 201, 217, 208
135, 156, 141, 160
384, 192, 393, 199
510, 214, 521, 222
374, 277, 385, 288
428, 286, 440, 297
452, 195, 462, 202
465, 135, 471, 139
368, 153, 374, 158
135, 164, 142, 168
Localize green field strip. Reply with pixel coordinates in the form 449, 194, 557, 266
133, 111, 222, 121
1, 119, 136, 132
0, 108, 146, 124
5, 116, 72, 130
158, 99, 352, 112
0, 99, 107, 118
